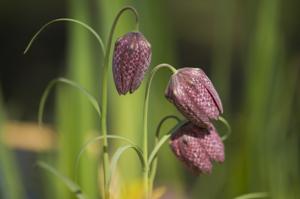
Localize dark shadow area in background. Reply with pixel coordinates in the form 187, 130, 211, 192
0, 0, 66, 121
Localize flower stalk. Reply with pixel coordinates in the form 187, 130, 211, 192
100, 6, 139, 198
25, 5, 233, 199
143, 63, 177, 198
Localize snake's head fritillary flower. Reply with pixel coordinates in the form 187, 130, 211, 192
112, 32, 152, 95
165, 67, 223, 128
169, 122, 224, 174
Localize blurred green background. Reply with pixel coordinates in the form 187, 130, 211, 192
0, 0, 299, 198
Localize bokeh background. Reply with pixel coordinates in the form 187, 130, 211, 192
0, 0, 299, 198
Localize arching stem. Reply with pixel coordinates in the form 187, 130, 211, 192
23, 18, 105, 56
149, 115, 180, 194
143, 63, 177, 198
218, 116, 231, 141
101, 6, 139, 199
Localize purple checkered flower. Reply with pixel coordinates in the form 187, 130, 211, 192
165, 67, 223, 128
170, 122, 224, 174
112, 32, 152, 95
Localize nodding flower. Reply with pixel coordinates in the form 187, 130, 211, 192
170, 122, 224, 174
112, 32, 151, 95
165, 67, 223, 128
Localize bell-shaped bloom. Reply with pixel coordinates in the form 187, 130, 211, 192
165, 67, 223, 128
112, 32, 152, 95
169, 122, 224, 174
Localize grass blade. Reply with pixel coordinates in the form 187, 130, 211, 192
38, 77, 101, 126
37, 161, 87, 199
74, 134, 136, 182
148, 121, 185, 167
24, 18, 105, 55
149, 115, 180, 185
109, 145, 145, 188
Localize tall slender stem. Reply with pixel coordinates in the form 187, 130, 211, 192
101, 6, 139, 199
143, 63, 177, 198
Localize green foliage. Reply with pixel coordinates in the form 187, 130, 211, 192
3, 0, 299, 198
36, 161, 86, 199
0, 91, 26, 199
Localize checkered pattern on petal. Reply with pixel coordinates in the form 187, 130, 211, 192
169, 122, 224, 174
165, 68, 223, 127
112, 32, 151, 95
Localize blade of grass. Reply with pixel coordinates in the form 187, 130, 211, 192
109, 144, 145, 188
149, 115, 180, 186
39, 77, 101, 126
264, 59, 300, 198
148, 121, 185, 169
74, 134, 136, 182
37, 161, 87, 199
242, 0, 281, 194
23, 18, 105, 55
55, 1, 99, 199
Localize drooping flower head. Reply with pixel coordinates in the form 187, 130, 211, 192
112, 32, 152, 95
165, 68, 223, 128
170, 122, 224, 174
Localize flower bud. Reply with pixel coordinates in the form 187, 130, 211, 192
169, 122, 224, 174
112, 32, 152, 95
165, 68, 223, 128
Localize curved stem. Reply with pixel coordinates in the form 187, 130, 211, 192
155, 115, 181, 138
147, 120, 184, 167
38, 78, 101, 127
218, 116, 231, 141
143, 63, 177, 198
74, 135, 138, 182
37, 161, 86, 199
146, 120, 185, 196
149, 115, 180, 192
23, 18, 105, 56
109, 144, 145, 189
100, 6, 139, 199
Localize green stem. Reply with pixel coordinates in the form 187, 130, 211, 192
74, 135, 137, 183
218, 116, 231, 141
23, 18, 105, 56
143, 63, 177, 199
38, 78, 101, 127
100, 6, 139, 199
149, 115, 180, 193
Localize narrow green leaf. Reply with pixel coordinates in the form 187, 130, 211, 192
109, 144, 145, 187
148, 121, 185, 167
234, 192, 269, 199
24, 18, 105, 55
155, 115, 181, 138
148, 134, 171, 167
74, 135, 136, 182
38, 77, 101, 126
149, 115, 181, 185
37, 161, 87, 199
